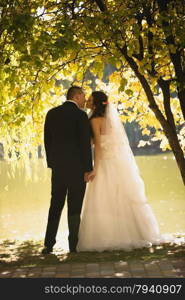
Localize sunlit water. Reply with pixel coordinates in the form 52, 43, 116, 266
0, 153, 185, 251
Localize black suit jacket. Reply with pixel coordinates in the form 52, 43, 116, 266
44, 101, 93, 183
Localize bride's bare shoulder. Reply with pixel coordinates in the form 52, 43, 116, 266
90, 116, 105, 124
90, 117, 106, 135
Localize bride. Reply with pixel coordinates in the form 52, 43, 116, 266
77, 91, 169, 252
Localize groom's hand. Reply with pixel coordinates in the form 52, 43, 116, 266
84, 172, 91, 182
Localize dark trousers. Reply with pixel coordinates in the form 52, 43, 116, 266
44, 168, 86, 251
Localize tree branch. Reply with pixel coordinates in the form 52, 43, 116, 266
94, 0, 107, 12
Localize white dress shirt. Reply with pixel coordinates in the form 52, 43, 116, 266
67, 100, 79, 108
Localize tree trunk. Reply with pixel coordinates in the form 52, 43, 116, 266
95, 0, 185, 184
165, 127, 185, 185
157, 77, 185, 184
119, 45, 185, 185
157, 0, 185, 120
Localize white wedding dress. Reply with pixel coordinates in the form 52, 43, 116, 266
77, 103, 171, 252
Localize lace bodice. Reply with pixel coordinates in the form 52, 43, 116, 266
99, 134, 132, 160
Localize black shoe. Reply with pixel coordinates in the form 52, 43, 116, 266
41, 247, 53, 255
69, 248, 77, 253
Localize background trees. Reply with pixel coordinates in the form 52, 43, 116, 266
0, 0, 184, 183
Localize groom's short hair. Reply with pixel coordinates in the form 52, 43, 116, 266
67, 86, 82, 100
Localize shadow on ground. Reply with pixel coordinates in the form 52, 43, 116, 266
0, 238, 185, 268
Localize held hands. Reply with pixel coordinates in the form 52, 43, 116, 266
84, 172, 90, 182
88, 169, 96, 182
84, 170, 96, 182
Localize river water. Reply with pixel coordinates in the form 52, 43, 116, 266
0, 153, 184, 250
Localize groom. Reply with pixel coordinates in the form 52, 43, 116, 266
42, 86, 93, 254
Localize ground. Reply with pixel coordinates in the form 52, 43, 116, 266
0, 239, 185, 278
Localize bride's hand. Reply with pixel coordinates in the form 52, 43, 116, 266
87, 169, 96, 182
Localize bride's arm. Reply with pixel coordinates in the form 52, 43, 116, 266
90, 117, 101, 174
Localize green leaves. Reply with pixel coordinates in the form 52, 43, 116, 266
125, 89, 133, 96
2, 114, 10, 122
118, 78, 127, 92
107, 56, 118, 67
91, 61, 104, 78
0, 0, 184, 169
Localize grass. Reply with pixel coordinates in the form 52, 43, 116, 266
0, 238, 185, 268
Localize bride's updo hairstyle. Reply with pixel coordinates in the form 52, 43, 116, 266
90, 91, 108, 119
